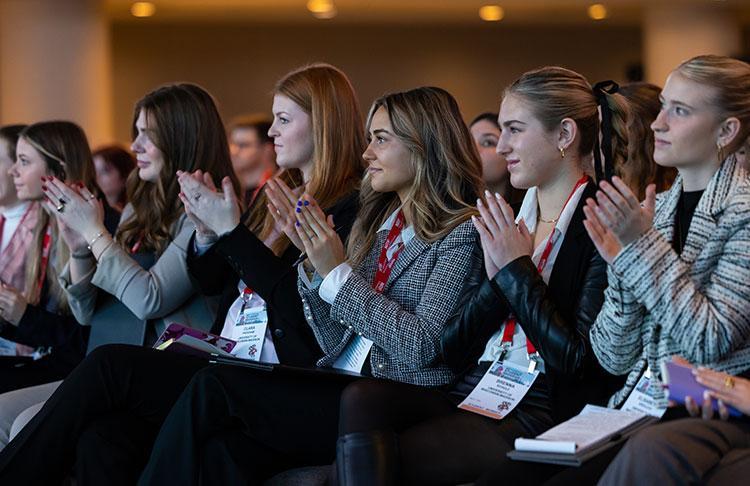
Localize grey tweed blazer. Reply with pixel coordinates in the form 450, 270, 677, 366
591, 157, 750, 407
298, 219, 481, 387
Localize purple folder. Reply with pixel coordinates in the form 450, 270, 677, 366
663, 361, 742, 417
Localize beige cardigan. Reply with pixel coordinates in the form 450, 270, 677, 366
60, 205, 218, 350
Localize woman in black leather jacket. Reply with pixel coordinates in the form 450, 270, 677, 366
332, 67, 627, 486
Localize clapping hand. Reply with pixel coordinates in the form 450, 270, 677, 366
177, 170, 241, 238
471, 190, 532, 279
0, 283, 27, 326
294, 194, 344, 278
584, 177, 656, 261
265, 177, 305, 251
42, 177, 105, 250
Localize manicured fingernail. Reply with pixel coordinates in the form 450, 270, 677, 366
303, 200, 310, 206
295, 221, 300, 227
484, 190, 492, 197
42, 185, 47, 191
703, 390, 711, 400
40, 176, 45, 181
297, 200, 302, 206
477, 198, 483, 206
296, 208, 301, 213
495, 192, 501, 199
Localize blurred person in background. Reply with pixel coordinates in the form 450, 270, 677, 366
227, 114, 277, 205
92, 145, 135, 213
469, 112, 523, 203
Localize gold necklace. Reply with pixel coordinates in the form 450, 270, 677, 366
539, 216, 559, 224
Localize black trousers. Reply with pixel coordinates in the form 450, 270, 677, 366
0, 354, 78, 394
0, 344, 209, 485
138, 363, 361, 485
336, 378, 554, 485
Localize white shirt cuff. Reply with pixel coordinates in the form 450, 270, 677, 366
193, 237, 216, 256
319, 262, 353, 304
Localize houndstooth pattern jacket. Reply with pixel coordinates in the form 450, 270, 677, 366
590, 157, 750, 407
298, 219, 481, 386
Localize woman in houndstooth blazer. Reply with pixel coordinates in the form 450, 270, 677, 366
129, 86, 485, 484
335, 66, 631, 485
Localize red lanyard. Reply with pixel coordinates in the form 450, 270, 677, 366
36, 224, 53, 295
239, 286, 253, 313
372, 210, 406, 294
500, 175, 589, 368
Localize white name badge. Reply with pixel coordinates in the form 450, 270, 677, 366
621, 367, 668, 418
458, 360, 539, 420
332, 335, 374, 373
230, 305, 268, 362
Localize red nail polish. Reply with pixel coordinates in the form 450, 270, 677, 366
42, 185, 48, 191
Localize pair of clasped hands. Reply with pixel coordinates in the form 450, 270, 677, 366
472, 177, 657, 279
175, 171, 344, 279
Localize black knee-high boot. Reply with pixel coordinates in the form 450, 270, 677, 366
334, 430, 398, 486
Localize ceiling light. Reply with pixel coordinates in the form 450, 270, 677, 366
131, 2, 156, 18
479, 5, 504, 22
588, 4, 607, 21
307, 0, 337, 19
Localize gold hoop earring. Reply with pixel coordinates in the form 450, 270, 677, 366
717, 142, 725, 163
559, 147, 565, 159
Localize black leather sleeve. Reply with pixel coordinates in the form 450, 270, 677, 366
492, 250, 607, 375
440, 246, 504, 373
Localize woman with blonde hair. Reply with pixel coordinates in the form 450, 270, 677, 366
0, 121, 117, 393
0, 65, 364, 484
132, 86, 483, 484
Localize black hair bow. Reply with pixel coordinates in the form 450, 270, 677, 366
592, 80, 620, 182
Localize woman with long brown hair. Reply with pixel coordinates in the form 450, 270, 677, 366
0, 64, 365, 484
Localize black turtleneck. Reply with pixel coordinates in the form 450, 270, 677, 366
672, 189, 704, 254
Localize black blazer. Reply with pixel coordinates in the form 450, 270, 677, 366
187, 191, 360, 367
441, 182, 624, 422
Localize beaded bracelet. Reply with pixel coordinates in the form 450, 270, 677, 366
87, 231, 105, 250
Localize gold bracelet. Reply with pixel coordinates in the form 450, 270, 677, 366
86, 231, 105, 250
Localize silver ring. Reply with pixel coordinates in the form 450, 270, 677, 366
87, 194, 96, 201
58, 196, 68, 205
56, 203, 65, 213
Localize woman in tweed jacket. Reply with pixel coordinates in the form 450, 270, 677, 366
508, 55, 750, 485
587, 55, 750, 411
132, 86, 484, 484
